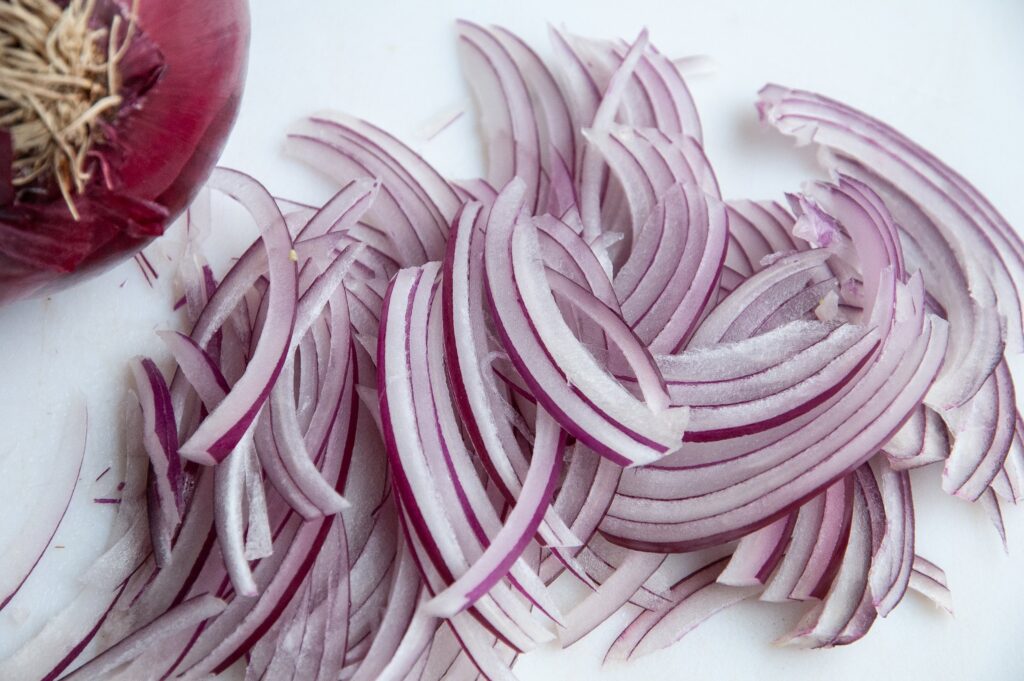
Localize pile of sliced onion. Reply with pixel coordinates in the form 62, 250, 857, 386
5, 20, 1022, 681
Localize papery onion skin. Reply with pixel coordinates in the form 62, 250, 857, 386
0, 0, 250, 303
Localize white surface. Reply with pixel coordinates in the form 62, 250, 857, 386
1, 0, 1023, 678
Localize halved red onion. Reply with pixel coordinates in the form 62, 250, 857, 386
0, 0, 249, 303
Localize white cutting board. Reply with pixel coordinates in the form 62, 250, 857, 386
2, 0, 1023, 678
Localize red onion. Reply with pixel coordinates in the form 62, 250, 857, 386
0, 400, 86, 612
0, 0, 249, 303
7, 20, 1022, 681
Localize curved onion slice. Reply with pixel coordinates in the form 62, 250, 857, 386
604, 277, 948, 550
60, 595, 226, 681
758, 85, 1013, 407
129, 357, 183, 567
0, 400, 87, 611
443, 202, 577, 548
484, 180, 688, 467
606, 558, 758, 661
718, 513, 795, 587
779, 466, 883, 648
178, 169, 298, 465
379, 264, 556, 651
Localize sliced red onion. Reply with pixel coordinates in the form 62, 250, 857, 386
443, 203, 579, 549
829, 155, 1004, 409
457, 20, 545, 214
545, 271, 671, 412
269, 360, 350, 516
379, 264, 557, 650
604, 274, 947, 550
214, 431, 259, 598
942, 360, 1017, 501
60, 594, 226, 681
689, 250, 834, 347
758, 85, 1014, 408
425, 410, 564, 617
908, 555, 953, 614
563, 536, 674, 612
866, 458, 914, 617
178, 169, 298, 465
173, 398, 366, 677
100, 470, 216, 647
725, 199, 801, 276
761, 476, 854, 602
373, 605, 440, 681
0, 489, 149, 680
129, 357, 183, 566
491, 25, 577, 201
254, 405, 321, 521
564, 32, 702, 142
559, 549, 666, 647
250, 519, 350, 681
177, 514, 341, 676
588, 127, 720, 255
349, 543, 422, 681
979, 489, 1009, 552
990, 423, 1024, 504
445, 610, 520, 681
884, 405, 950, 471
675, 323, 880, 441
578, 30, 649, 241
612, 183, 729, 353
241, 446, 272, 563
0, 399, 87, 612
286, 115, 456, 265
718, 513, 795, 587
541, 449, 623, 585
606, 558, 758, 661
484, 180, 688, 467
780, 467, 882, 648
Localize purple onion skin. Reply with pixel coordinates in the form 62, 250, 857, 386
0, 0, 250, 304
